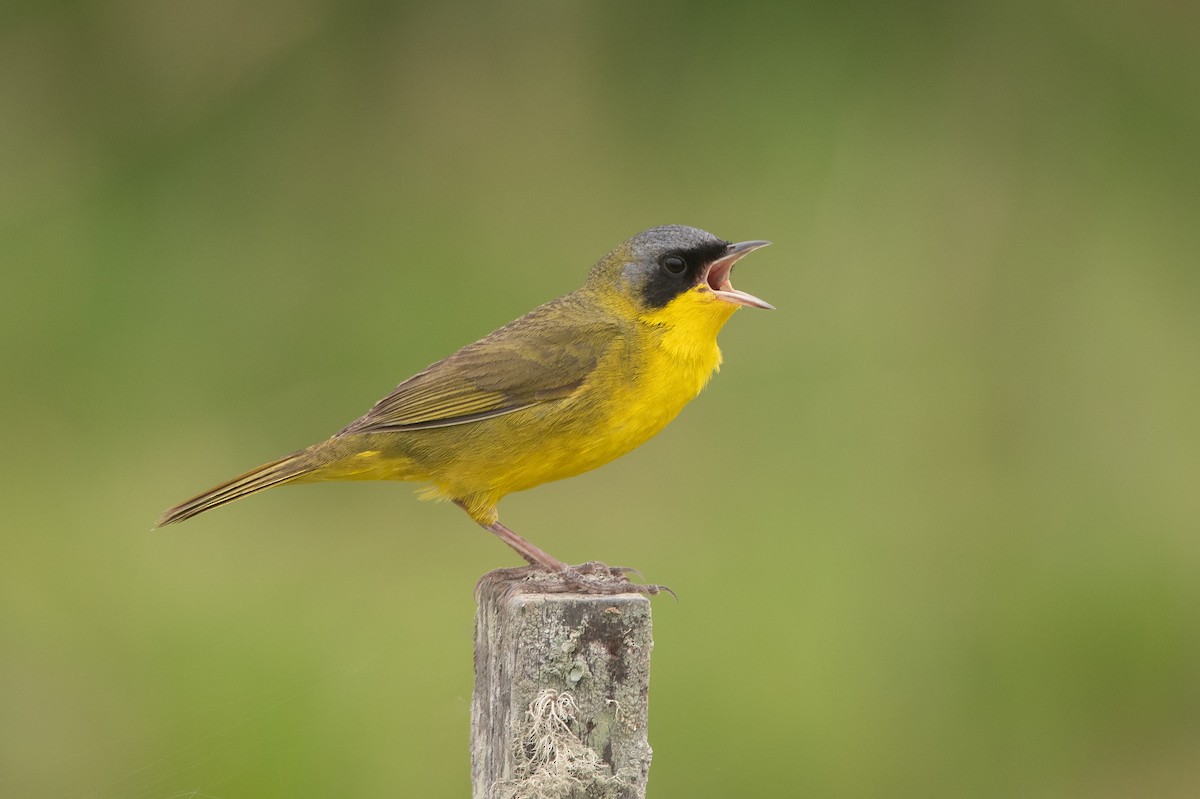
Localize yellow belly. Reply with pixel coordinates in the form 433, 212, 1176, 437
425, 291, 737, 516
498, 333, 719, 492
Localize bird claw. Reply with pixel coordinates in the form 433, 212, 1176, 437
574, 561, 642, 579
560, 563, 674, 598
476, 563, 674, 599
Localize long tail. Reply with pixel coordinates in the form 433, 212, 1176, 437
156, 450, 318, 527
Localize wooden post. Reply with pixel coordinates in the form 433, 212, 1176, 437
471, 569, 654, 799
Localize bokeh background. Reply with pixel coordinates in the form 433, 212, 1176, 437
3, 1, 1198, 796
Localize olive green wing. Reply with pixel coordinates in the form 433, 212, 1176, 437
339, 299, 619, 434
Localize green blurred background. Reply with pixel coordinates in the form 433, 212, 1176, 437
2, 1, 1198, 796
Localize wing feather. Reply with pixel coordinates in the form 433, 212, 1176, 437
339, 296, 618, 435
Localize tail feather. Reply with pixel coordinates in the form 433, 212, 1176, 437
157, 451, 317, 527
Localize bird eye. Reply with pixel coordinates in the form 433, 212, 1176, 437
663, 255, 687, 275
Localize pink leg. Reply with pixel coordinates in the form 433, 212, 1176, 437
483, 520, 568, 572
455, 502, 670, 596
453, 499, 568, 571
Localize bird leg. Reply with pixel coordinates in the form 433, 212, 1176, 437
453, 499, 569, 571
483, 520, 569, 572
458, 502, 673, 597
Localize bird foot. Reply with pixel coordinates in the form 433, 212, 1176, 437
572, 560, 641, 579
476, 563, 674, 599
560, 563, 675, 598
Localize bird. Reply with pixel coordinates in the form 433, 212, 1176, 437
158, 225, 772, 592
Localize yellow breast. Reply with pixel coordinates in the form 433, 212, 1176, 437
599, 289, 736, 450
474, 291, 737, 491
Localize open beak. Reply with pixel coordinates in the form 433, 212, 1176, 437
703, 240, 774, 309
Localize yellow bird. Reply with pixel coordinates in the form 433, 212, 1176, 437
158, 225, 771, 589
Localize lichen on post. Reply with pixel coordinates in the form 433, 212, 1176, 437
471, 568, 655, 799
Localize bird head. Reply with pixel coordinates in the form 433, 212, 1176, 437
586, 226, 773, 327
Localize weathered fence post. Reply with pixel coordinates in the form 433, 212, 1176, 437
471, 569, 655, 799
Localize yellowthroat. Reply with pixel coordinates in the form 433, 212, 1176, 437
158, 225, 771, 586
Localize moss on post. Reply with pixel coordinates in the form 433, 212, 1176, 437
471, 569, 654, 799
